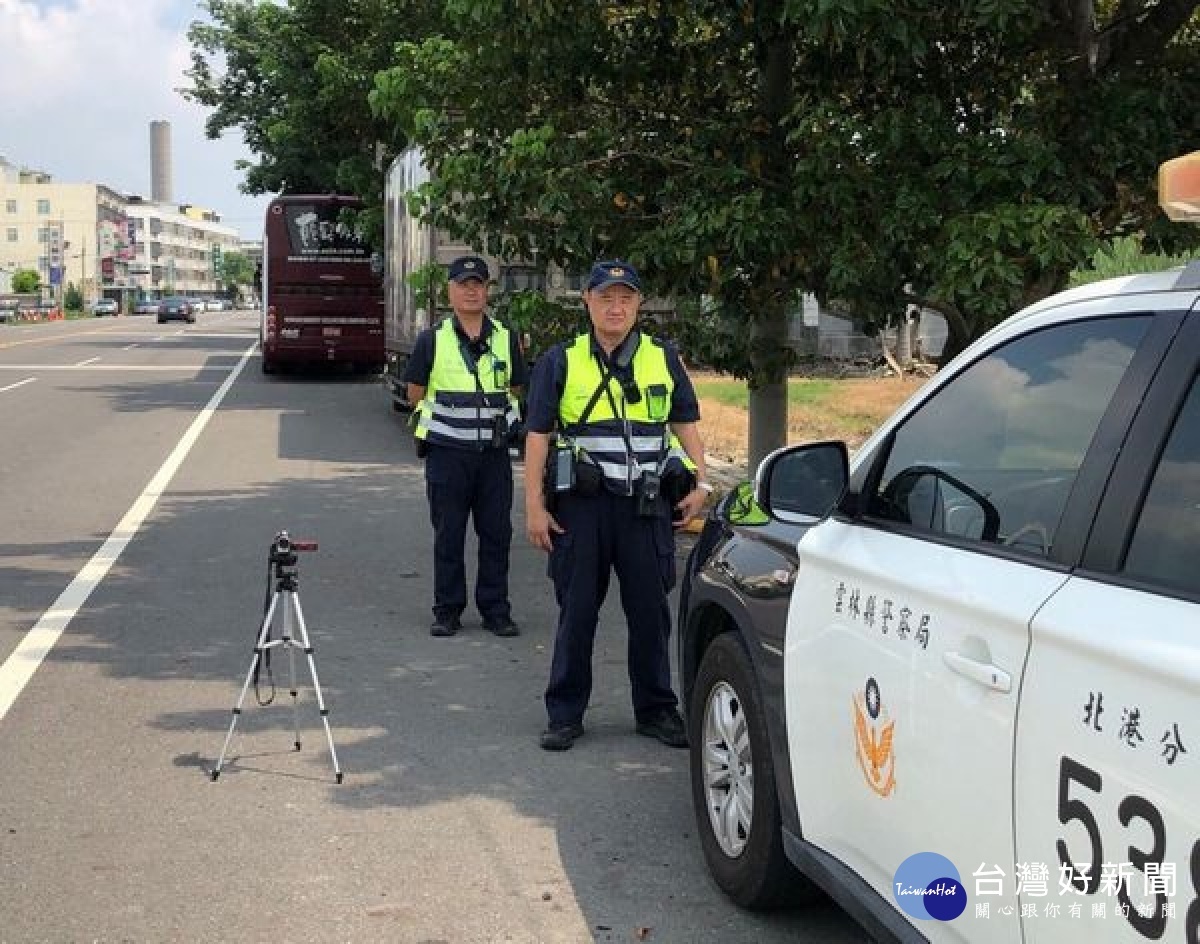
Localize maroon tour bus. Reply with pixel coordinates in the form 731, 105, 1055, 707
259, 195, 385, 374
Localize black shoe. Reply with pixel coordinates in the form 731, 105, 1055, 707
636, 709, 689, 748
485, 617, 520, 637
539, 722, 585, 751
430, 615, 461, 637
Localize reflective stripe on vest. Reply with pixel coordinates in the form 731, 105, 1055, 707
416, 317, 518, 448
559, 333, 690, 494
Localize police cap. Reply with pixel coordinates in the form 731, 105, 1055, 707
586, 260, 641, 293
448, 255, 490, 283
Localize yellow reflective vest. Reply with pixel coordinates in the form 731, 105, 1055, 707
415, 317, 519, 449
559, 332, 694, 494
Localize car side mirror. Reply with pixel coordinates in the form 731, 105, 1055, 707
755, 441, 849, 520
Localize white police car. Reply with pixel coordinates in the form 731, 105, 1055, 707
680, 261, 1200, 943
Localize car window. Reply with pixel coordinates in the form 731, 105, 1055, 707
867, 316, 1150, 557
1123, 372, 1200, 597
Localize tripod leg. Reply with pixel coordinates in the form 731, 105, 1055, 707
284, 592, 301, 751
212, 592, 281, 781
290, 595, 344, 784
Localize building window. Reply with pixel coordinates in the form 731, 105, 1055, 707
36, 199, 51, 215
37, 227, 50, 243
38, 255, 48, 271
5, 227, 16, 242
5, 200, 16, 213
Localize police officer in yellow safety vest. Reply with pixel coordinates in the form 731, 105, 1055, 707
524, 260, 710, 751
404, 255, 527, 637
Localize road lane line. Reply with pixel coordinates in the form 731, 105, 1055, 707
0, 364, 236, 371
124, 344, 139, 351
0, 342, 258, 722
0, 378, 36, 393
0, 324, 124, 350
74, 356, 101, 367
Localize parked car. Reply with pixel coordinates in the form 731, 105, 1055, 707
157, 296, 196, 324
133, 299, 159, 316
90, 299, 119, 317
678, 262, 1200, 943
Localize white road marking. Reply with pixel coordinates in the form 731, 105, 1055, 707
0, 342, 258, 721
0, 377, 36, 393
123, 344, 139, 351
74, 356, 101, 367
0, 364, 236, 371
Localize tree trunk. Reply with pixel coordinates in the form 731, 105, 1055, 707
744, 4, 792, 476
748, 381, 787, 474
747, 310, 789, 473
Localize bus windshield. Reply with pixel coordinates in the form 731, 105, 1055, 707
280, 202, 372, 260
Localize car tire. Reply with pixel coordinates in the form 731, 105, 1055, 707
689, 632, 805, 908
157, 317, 165, 324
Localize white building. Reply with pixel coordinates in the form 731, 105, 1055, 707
1, 157, 126, 300
1, 156, 240, 304
123, 197, 239, 299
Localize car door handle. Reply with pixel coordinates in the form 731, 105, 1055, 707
942, 651, 1012, 693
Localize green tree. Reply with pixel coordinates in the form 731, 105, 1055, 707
217, 250, 256, 292
64, 283, 83, 311
370, 0, 1200, 466
184, 0, 443, 225
12, 269, 40, 294
190, 0, 1200, 467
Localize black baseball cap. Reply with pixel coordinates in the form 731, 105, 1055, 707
586, 260, 641, 293
448, 255, 490, 283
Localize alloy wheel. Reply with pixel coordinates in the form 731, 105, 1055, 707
702, 679, 754, 858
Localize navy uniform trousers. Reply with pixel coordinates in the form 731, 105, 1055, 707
424, 442, 513, 624
545, 489, 679, 726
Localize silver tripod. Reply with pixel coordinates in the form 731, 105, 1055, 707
211, 532, 343, 783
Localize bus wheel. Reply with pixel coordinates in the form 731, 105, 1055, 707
262, 357, 276, 375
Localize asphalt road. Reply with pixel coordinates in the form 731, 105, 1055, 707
0, 313, 867, 944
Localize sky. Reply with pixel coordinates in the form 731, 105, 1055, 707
0, 0, 272, 240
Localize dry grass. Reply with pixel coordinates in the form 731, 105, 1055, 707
697, 374, 929, 465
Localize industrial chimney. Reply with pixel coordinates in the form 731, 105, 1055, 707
150, 120, 173, 204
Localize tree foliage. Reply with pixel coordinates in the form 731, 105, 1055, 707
188, 0, 1200, 463
63, 283, 83, 311
12, 269, 40, 294
217, 250, 256, 291
1070, 233, 1199, 285
183, 0, 442, 212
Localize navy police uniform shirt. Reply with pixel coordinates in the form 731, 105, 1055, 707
525, 331, 700, 435
402, 315, 529, 389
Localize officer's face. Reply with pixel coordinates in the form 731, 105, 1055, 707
585, 284, 640, 345
448, 277, 487, 317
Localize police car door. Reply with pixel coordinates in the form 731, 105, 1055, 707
784, 311, 1157, 943
1016, 309, 1200, 944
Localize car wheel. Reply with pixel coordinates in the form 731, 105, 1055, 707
157, 317, 165, 324
261, 357, 276, 375
690, 632, 805, 908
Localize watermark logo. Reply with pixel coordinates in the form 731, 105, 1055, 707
893, 852, 968, 921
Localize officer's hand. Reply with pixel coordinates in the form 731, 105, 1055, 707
673, 487, 708, 530
526, 506, 564, 552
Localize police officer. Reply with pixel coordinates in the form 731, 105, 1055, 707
524, 260, 710, 750
405, 255, 527, 637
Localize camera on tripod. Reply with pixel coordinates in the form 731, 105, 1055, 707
269, 531, 318, 566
